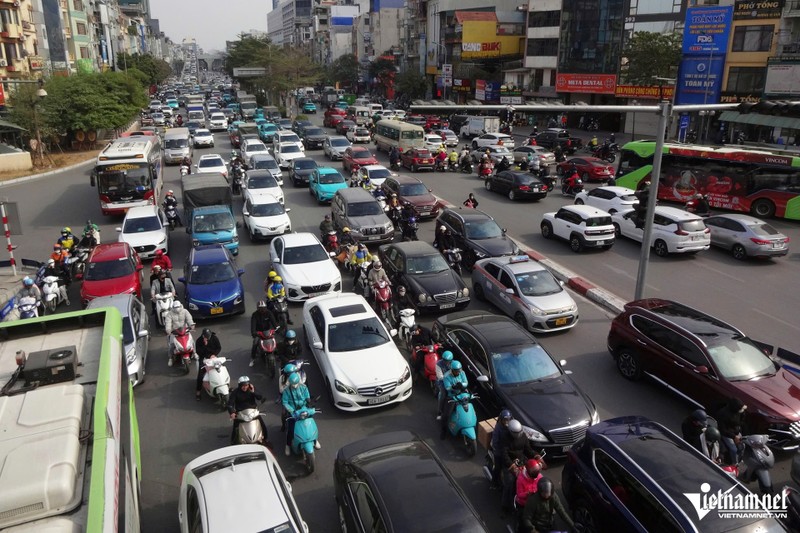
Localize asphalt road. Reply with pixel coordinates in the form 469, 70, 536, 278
2, 112, 797, 532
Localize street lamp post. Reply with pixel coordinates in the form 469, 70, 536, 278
631, 99, 638, 141
34, 80, 47, 167
701, 31, 714, 142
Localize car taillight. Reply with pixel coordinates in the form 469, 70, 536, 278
519, 185, 531, 191
750, 237, 772, 245
704, 227, 711, 234
674, 229, 689, 236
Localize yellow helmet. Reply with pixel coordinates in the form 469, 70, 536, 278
268, 270, 277, 278
343, 227, 351, 233
273, 276, 282, 282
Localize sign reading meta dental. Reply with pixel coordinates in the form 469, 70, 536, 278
682, 5, 734, 55
555, 73, 617, 95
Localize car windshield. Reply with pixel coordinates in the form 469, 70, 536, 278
282, 244, 330, 265
331, 138, 350, 147
618, 193, 638, 201
328, 317, 391, 352
187, 261, 236, 284
250, 203, 285, 217
399, 183, 429, 196
248, 176, 278, 189
491, 344, 561, 385
679, 219, 707, 232
352, 149, 372, 159
305, 128, 324, 136
281, 145, 301, 154
405, 254, 449, 273
198, 158, 223, 169
355, 128, 370, 135
252, 159, 278, 170
586, 216, 612, 227
193, 212, 234, 232
707, 337, 776, 381
282, 134, 301, 143
515, 270, 562, 296
349, 201, 383, 216
368, 168, 391, 180
245, 144, 267, 153
85, 258, 134, 281
319, 171, 344, 184
748, 222, 781, 236
165, 138, 188, 148
123, 216, 161, 233
413, 150, 432, 157
465, 219, 503, 239
294, 159, 317, 170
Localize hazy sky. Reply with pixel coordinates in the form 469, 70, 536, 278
150, 0, 271, 53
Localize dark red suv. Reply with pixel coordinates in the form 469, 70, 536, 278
607, 299, 800, 449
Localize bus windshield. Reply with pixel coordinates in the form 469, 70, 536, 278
96, 164, 151, 199
401, 130, 423, 140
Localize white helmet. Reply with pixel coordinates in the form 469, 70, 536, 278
171, 301, 183, 310
238, 375, 250, 384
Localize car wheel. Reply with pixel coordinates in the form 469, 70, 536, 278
732, 243, 748, 260
569, 234, 584, 253
514, 312, 528, 330
540, 221, 553, 239
574, 198, 584, 205
653, 239, 669, 257
572, 500, 599, 533
508, 189, 516, 201
473, 282, 486, 302
613, 223, 621, 237
616, 348, 643, 380
412, 164, 418, 172
751, 199, 776, 218
582, 172, 590, 182
485, 179, 492, 191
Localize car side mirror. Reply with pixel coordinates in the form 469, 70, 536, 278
237, 269, 245, 276
502, 228, 508, 234
242, 210, 249, 216
178, 276, 186, 283
559, 359, 567, 366
504, 288, 515, 295
285, 208, 291, 213
476, 375, 489, 383
313, 341, 323, 349
115, 227, 122, 232
138, 329, 149, 338
272, 257, 281, 264
695, 365, 709, 375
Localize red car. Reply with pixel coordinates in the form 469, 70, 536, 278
324, 108, 346, 128
336, 120, 356, 136
423, 115, 447, 133
80, 242, 143, 307
342, 146, 378, 172
382, 175, 441, 218
556, 157, 615, 182
401, 148, 436, 172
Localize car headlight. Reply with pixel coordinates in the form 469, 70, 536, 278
385, 222, 394, 231
418, 293, 428, 303
335, 379, 357, 395
529, 306, 545, 317
234, 295, 243, 305
126, 349, 137, 365
521, 424, 549, 443
159, 237, 167, 245
591, 410, 600, 425
474, 250, 487, 259
187, 302, 199, 310
458, 288, 469, 298
192, 239, 200, 247
398, 366, 411, 384
568, 303, 578, 313
350, 227, 362, 235
232, 235, 239, 243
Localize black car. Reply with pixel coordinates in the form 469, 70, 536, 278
436, 208, 519, 270
432, 311, 598, 456
335, 431, 489, 533
292, 119, 312, 135
301, 126, 327, 149
485, 170, 549, 201
290, 157, 318, 187
186, 121, 203, 136
379, 241, 470, 313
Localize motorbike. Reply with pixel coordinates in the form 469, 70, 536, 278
268, 296, 290, 331
390, 159, 400, 171
164, 204, 181, 230
590, 145, 616, 163
385, 205, 403, 227
354, 261, 372, 298
41, 275, 67, 314
459, 160, 474, 174
374, 194, 387, 211
180, 164, 190, 177
235, 405, 268, 445
685, 198, 711, 217
255, 328, 280, 379
287, 407, 321, 474
169, 326, 195, 374
412, 343, 441, 394
323, 231, 339, 254
478, 164, 493, 179
718, 434, 776, 495
68, 244, 93, 280
561, 178, 584, 197
447, 159, 459, 172
445, 388, 480, 457
443, 247, 463, 276
17, 296, 39, 320
372, 280, 394, 326
153, 293, 174, 328
397, 308, 416, 352
202, 356, 231, 409
401, 216, 419, 242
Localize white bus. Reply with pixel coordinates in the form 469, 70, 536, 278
91, 137, 164, 215
373, 120, 425, 153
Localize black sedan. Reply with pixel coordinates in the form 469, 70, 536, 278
289, 157, 318, 187
335, 431, 489, 533
378, 241, 470, 313
301, 126, 327, 150
432, 311, 599, 456
436, 208, 519, 270
485, 170, 550, 201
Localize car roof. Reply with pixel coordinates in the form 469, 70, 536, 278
198, 153, 223, 161
279, 232, 321, 247
383, 241, 438, 256
250, 153, 276, 161
246, 170, 276, 179
190, 244, 230, 264
362, 164, 388, 171
326, 135, 349, 141
124, 206, 159, 219
318, 167, 341, 175
481, 255, 548, 274
245, 191, 281, 205
594, 186, 635, 195
622, 298, 744, 339
90, 242, 130, 261
306, 292, 374, 322
443, 207, 493, 222
708, 213, 763, 225
653, 206, 705, 220
560, 204, 612, 217
86, 293, 137, 315
336, 187, 375, 201
437, 310, 533, 347
388, 174, 424, 185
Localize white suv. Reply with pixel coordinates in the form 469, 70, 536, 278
273, 130, 304, 152
208, 112, 227, 132
540, 205, 615, 252
612, 205, 711, 257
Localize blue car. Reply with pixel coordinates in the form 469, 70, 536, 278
309, 166, 348, 204
259, 123, 280, 143
302, 102, 317, 114
179, 245, 246, 319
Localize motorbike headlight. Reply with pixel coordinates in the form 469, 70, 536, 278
398, 366, 411, 384
187, 302, 199, 310
521, 424, 549, 443
334, 379, 357, 395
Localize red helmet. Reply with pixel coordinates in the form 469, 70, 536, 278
525, 458, 542, 476
155, 249, 164, 257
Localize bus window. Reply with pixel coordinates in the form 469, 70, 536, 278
617, 149, 652, 176
401, 130, 423, 140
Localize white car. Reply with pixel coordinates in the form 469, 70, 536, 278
471, 133, 515, 150
611, 205, 711, 257
424, 133, 444, 151
357, 164, 393, 187
275, 142, 306, 169
346, 126, 372, 144
116, 205, 168, 259
195, 154, 228, 178
302, 292, 412, 412
273, 130, 304, 152
241, 139, 269, 161
393, 110, 407, 120
434, 129, 459, 147
574, 186, 638, 215
269, 232, 342, 302
208, 112, 227, 132
242, 191, 291, 241
178, 445, 308, 533
540, 205, 616, 252
193, 129, 214, 148
243, 170, 284, 204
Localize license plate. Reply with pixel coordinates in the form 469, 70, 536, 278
596, 240, 605, 246
368, 235, 380, 241
368, 395, 392, 405
532, 187, 540, 192
210, 307, 223, 315
691, 235, 700, 241
440, 303, 456, 309
555, 317, 568, 326
772, 242, 783, 248
562, 445, 572, 452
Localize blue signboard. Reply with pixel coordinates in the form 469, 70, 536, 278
682, 5, 734, 55
675, 56, 726, 105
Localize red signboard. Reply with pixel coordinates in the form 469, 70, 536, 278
0, 83, 5, 106
556, 73, 617, 95
615, 85, 675, 100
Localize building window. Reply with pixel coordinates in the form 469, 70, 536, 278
3, 42, 17, 62
528, 11, 561, 28
80, 46, 89, 59
73, 0, 84, 10
731, 25, 774, 52
726, 66, 765, 93
527, 38, 559, 57
76, 22, 87, 35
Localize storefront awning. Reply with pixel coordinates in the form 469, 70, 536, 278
0, 119, 26, 132
719, 111, 800, 130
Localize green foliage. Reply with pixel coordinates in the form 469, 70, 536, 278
395, 70, 427, 100
368, 58, 396, 97
117, 52, 172, 85
622, 32, 682, 85
125, 67, 150, 88
327, 54, 359, 89
224, 35, 272, 76
7, 84, 57, 141
296, 114, 308, 121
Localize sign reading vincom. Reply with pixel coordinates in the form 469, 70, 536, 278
555, 74, 617, 95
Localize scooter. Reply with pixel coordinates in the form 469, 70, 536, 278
685, 198, 711, 217
561, 178, 584, 197
372, 280, 394, 326
169, 326, 195, 374
164, 204, 182, 229
478, 164, 493, 179
180, 165, 190, 177
41, 275, 67, 314
236, 405, 268, 445
401, 216, 419, 242
459, 160, 474, 174
443, 248, 463, 276
202, 356, 231, 409
447, 159, 459, 172
445, 388, 480, 457
725, 434, 776, 495
412, 343, 441, 394
231, 170, 243, 195
288, 407, 321, 474
390, 160, 400, 171
397, 308, 416, 352
256, 328, 280, 379
268, 296, 290, 331
355, 261, 372, 298
68, 244, 93, 280
153, 293, 174, 328
17, 296, 39, 320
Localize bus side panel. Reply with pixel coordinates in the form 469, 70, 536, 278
785, 196, 800, 220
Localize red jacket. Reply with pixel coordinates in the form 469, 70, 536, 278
515, 470, 542, 507
152, 255, 173, 272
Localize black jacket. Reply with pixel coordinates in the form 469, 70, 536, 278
227, 386, 264, 414
251, 309, 278, 336
715, 398, 746, 439
521, 490, 574, 532
196, 334, 222, 359
681, 416, 705, 452
503, 432, 536, 468
411, 326, 432, 347
435, 233, 456, 252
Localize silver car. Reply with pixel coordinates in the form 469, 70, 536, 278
470, 145, 513, 164
704, 213, 789, 260
86, 294, 150, 386
323, 135, 352, 161
471, 255, 578, 333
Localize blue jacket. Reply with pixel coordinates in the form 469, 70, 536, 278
281, 384, 310, 415
443, 371, 468, 398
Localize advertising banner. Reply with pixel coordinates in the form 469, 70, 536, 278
555, 73, 617, 94
452, 78, 472, 92
764, 63, 800, 96
682, 5, 734, 55
675, 56, 726, 104
0, 83, 5, 107
733, 0, 783, 20
475, 80, 486, 100
614, 85, 676, 99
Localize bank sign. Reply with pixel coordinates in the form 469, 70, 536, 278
682, 5, 734, 55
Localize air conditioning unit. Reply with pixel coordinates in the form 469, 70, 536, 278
23, 346, 78, 386
13, 0, 20, 6
0, 59, 7, 67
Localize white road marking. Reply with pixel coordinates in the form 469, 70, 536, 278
752, 308, 800, 332
699, 264, 746, 284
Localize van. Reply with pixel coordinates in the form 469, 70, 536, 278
163, 127, 192, 165
369, 103, 383, 116
353, 98, 371, 108
331, 188, 395, 244
347, 106, 372, 126
187, 110, 205, 123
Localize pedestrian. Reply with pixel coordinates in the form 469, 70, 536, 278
560, 114, 567, 128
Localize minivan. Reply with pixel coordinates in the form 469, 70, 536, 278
163, 127, 192, 165
331, 188, 395, 244
188, 205, 240, 255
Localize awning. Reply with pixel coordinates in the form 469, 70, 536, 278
0, 119, 26, 132
719, 111, 800, 130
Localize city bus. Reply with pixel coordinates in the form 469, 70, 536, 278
616, 140, 800, 220
92, 136, 164, 215
373, 119, 425, 153
0, 308, 142, 532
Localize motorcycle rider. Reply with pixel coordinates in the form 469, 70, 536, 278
319, 214, 334, 240
57, 227, 77, 252
516, 458, 544, 509
440, 360, 469, 439
632, 180, 650, 229
150, 269, 176, 317
150, 249, 173, 282
520, 477, 575, 533
687, 193, 711, 215
42, 258, 70, 306
496, 156, 511, 173
83, 219, 100, 241
339, 226, 356, 247
164, 301, 194, 367
388, 146, 401, 169
715, 397, 747, 464
367, 259, 390, 289
279, 329, 302, 367
681, 408, 709, 453
502, 419, 538, 514
227, 376, 269, 445
490, 410, 514, 489
459, 146, 471, 168
564, 169, 581, 196
180, 155, 192, 174
77, 227, 98, 249
435, 147, 448, 171
16, 276, 42, 305
373, 184, 387, 203
462, 193, 479, 208
435, 350, 454, 419
435, 226, 457, 254
50, 243, 71, 281
410, 323, 433, 378
281, 372, 321, 456
394, 285, 417, 316
195, 328, 222, 400
448, 149, 458, 170
266, 275, 286, 300
250, 300, 279, 367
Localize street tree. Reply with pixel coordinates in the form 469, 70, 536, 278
395, 70, 427, 100
368, 58, 396, 97
621, 31, 682, 85
117, 52, 172, 85
327, 54, 359, 91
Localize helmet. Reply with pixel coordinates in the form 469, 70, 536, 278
705, 425, 721, 443
690, 409, 708, 424
23, 276, 33, 287
324, 214, 331, 220
288, 372, 301, 386
155, 249, 164, 257
696, 193, 704, 199
268, 270, 277, 279
450, 360, 462, 371
257, 299, 268, 308
508, 419, 523, 435
526, 459, 542, 477
172, 301, 183, 310
167, 189, 174, 195
286, 329, 297, 339
373, 260, 382, 270
537, 477, 554, 498
202, 328, 212, 339
439, 225, 447, 233
158, 270, 167, 278
62, 227, 71, 234
153, 265, 162, 272
238, 375, 250, 384
273, 276, 282, 282
53, 243, 62, 250
86, 219, 93, 225
391, 192, 398, 198
343, 227, 350, 233
283, 363, 298, 375
441, 351, 453, 362
499, 409, 512, 421
397, 285, 406, 295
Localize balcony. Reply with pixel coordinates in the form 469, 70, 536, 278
22, 21, 35, 34
0, 24, 20, 39
778, 43, 800, 56
63, 27, 72, 38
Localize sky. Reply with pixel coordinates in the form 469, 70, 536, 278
150, 0, 271, 53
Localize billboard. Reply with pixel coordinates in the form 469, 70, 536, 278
764, 63, 800, 96
682, 5, 734, 55
42, 0, 67, 63
555, 73, 617, 95
675, 56, 726, 105
615, 85, 675, 100
733, 0, 783, 20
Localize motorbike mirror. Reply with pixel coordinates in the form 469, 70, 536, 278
115, 227, 123, 233
138, 329, 149, 338
237, 269, 245, 276
476, 375, 489, 383
389, 328, 398, 337
559, 359, 567, 366
695, 365, 710, 375
312, 341, 323, 349
559, 280, 565, 286
178, 276, 186, 283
